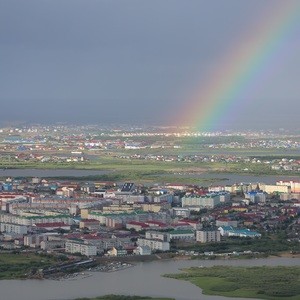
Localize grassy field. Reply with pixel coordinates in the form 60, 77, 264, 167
164, 265, 300, 300
75, 296, 174, 300
0, 252, 60, 280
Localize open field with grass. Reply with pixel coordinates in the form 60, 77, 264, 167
75, 296, 174, 300
164, 265, 300, 300
0, 252, 61, 280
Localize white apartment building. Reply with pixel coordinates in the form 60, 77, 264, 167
137, 238, 170, 251
261, 183, 290, 194
0, 213, 71, 226
245, 191, 267, 203
0, 222, 28, 234
276, 180, 300, 193
65, 240, 97, 256
182, 193, 227, 209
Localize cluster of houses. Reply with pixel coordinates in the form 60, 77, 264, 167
0, 177, 299, 257
3, 125, 300, 174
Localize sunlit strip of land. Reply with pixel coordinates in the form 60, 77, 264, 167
74, 296, 173, 300
164, 265, 300, 300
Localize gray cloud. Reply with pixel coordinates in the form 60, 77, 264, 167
0, 0, 299, 130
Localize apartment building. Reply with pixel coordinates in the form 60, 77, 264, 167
65, 240, 97, 256
196, 229, 221, 243
168, 229, 195, 241
137, 238, 170, 251
276, 180, 300, 193
182, 192, 228, 209
0, 222, 28, 234
145, 231, 170, 242
0, 213, 72, 226
216, 218, 238, 228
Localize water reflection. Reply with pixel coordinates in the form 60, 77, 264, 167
0, 257, 299, 300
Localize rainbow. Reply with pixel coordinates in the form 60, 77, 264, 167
178, 1, 300, 132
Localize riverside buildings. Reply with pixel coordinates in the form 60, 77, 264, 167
0, 176, 299, 257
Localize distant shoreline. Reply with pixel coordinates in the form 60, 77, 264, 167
164, 265, 300, 300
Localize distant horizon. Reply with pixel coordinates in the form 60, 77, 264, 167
0, 120, 299, 134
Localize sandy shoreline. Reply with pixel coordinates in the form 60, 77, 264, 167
272, 251, 300, 259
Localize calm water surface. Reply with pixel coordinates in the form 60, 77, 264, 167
0, 169, 111, 178
0, 169, 299, 186
0, 257, 299, 300
198, 172, 300, 185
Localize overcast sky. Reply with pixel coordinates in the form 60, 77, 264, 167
0, 0, 299, 130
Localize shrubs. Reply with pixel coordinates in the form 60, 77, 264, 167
165, 266, 300, 299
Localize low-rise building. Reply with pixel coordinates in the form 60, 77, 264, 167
34, 222, 71, 231
218, 226, 261, 238
126, 221, 149, 232
107, 246, 127, 256
40, 239, 65, 251
216, 218, 238, 228
168, 229, 195, 241
133, 245, 152, 255
79, 219, 100, 230
141, 204, 162, 213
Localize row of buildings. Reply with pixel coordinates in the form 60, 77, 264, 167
0, 177, 299, 257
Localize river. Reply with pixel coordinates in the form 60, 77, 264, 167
195, 172, 300, 185
0, 169, 299, 186
0, 257, 299, 300
0, 169, 111, 178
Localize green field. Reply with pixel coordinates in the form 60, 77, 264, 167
75, 296, 174, 300
0, 252, 61, 280
164, 266, 300, 300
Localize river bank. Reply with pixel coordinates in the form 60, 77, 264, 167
25, 250, 300, 282
271, 251, 300, 258
0, 168, 299, 185
0, 257, 299, 300
1, 250, 298, 282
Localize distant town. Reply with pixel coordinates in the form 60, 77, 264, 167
1, 124, 300, 174
0, 124, 299, 278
